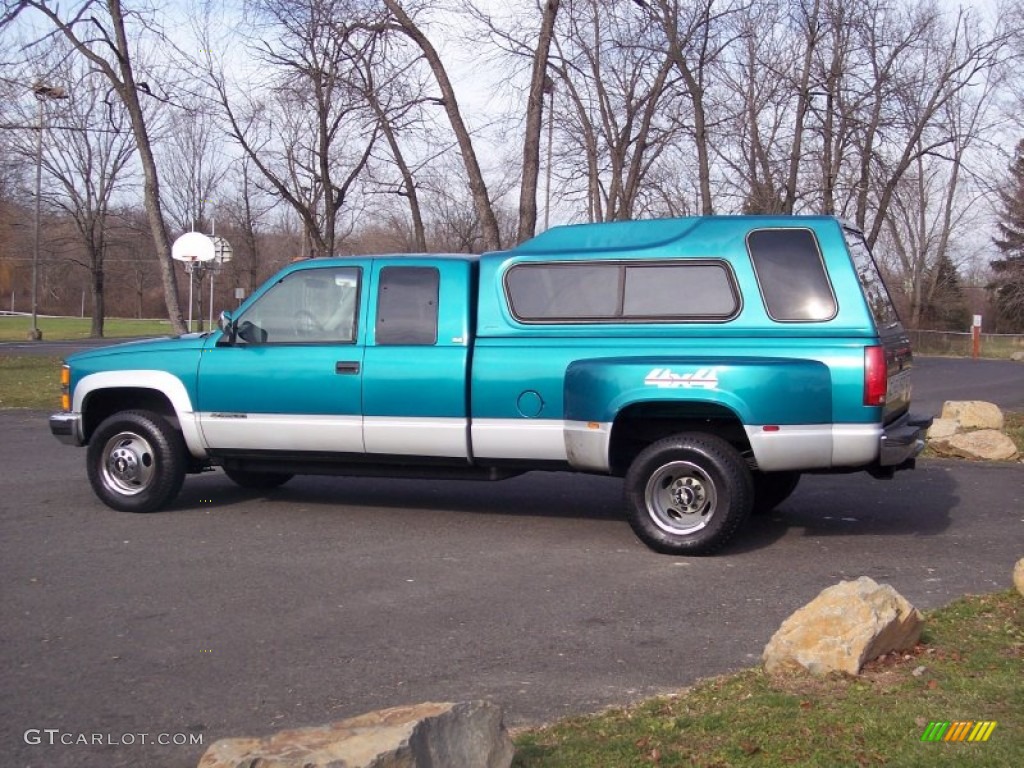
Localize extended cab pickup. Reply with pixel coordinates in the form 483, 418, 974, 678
50, 215, 930, 554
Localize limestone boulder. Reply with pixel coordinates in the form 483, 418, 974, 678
926, 418, 959, 440
930, 430, 1019, 461
1011, 351, 1024, 362
1014, 559, 1024, 597
940, 401, 1004, 431
763, 576, 923, 676
197, 701, 514, 768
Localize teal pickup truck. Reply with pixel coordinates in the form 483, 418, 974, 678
50, 215, 930, 554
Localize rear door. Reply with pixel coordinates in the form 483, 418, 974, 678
843, 229, 913, 422
360, 259, 473, 458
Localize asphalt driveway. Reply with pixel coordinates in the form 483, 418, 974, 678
1, 355, 1021, 767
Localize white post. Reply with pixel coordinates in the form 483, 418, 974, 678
209, 267, 216, 330
187, 263, 194, 333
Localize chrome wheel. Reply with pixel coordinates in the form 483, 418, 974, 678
644, 460, 718, 535
87, 410, 187, 513
99, 430, 156, 496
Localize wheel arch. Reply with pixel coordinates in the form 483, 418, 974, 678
609, 399, 752, 476
75, 371, 207, 458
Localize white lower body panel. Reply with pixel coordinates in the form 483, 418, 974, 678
744, 424, 881, 471
199, 413, 364, 453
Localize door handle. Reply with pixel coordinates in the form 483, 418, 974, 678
336, 361, 360, 375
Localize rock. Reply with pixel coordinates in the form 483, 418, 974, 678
762, 576, 923, 676
930, 430, 1019, 461
1011, 351, 1024, 362
196, 701, 514, 768
940, 401, 1004, 431
926, 418, 959, 440
1015, 559, 1024, 597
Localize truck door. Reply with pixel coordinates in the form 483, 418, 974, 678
361, 260, 472, 459
196, 263, 367, 453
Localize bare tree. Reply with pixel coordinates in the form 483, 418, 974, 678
642, 0, 746, 215
352, 27, 432, 251
24, 62, 137, 336
3, 0, 187, 333
547, 0, 679, 221
382, 0, 504, 249
219, 154, 280, 297
158, 105, 228, 235
515, 0, 560, 241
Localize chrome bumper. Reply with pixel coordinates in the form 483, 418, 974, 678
50, 412, 84, 446
879, 412, 932, 468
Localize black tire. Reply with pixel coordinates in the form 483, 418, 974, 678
223, 467, 293, 490
751, 471, 801, 515
624, 433, 753, 555
86, 410, 187, 513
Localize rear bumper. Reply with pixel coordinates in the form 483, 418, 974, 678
50, 412, 84, 446
879, 412, 932, 468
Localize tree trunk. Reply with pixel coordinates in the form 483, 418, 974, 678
106, 1, 185, 333
90, 264, 105, 338
383, 0, 502, 251
517, 0, 560, 243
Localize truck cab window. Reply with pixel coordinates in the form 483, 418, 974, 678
375, 266, 440, 345
237, 268, 360, 343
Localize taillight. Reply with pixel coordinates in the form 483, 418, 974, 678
864, 345, 887, 406
60, 364, 71, 412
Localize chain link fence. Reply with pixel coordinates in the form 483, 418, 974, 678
908, 330, 1024, 359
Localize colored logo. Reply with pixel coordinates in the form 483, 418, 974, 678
644, 367, 719, 390
920, 721, 997, 742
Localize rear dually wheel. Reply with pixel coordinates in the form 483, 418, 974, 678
624, 433, 753, 555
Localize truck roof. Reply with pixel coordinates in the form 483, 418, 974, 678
507, 214, 843, 255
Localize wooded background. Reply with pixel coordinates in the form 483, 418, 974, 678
2, 0, 1024, 336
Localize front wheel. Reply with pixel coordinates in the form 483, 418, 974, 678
624, 433, 753, 555
86, 410, 187, 513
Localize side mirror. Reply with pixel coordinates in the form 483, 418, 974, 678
237, 320, 267, 345
218, 309, 233, 332
216, 310, 236, 346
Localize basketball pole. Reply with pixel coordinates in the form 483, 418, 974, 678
187, 260, 194, 333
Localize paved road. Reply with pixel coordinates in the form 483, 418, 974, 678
912, 356, 1024, 416
1, 355, 1022, 767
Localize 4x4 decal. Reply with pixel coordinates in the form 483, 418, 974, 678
644, 367, 720, 390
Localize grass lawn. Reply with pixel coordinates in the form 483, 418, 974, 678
513, 590, 1022, 767
0, 315, 173, 342
0, 356, 63, 410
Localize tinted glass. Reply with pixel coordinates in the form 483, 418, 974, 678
505, 261, 738, 321
505, 264, 620, 320
748, 229, 837, 321
844, 230, 901, 329
623, 264, 737, 317
238, 267, 359, 343
376, 266, 439, 345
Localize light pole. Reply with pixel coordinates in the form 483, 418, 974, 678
543, 75, 555, 232
29, 81, 69, 341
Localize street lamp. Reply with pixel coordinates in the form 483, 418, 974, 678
29, 81, 69, 341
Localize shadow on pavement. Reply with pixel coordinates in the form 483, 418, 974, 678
167, 459, 959, 555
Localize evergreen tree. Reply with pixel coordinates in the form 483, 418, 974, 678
991, 140, 1024, 332
922, 253, 970, 331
